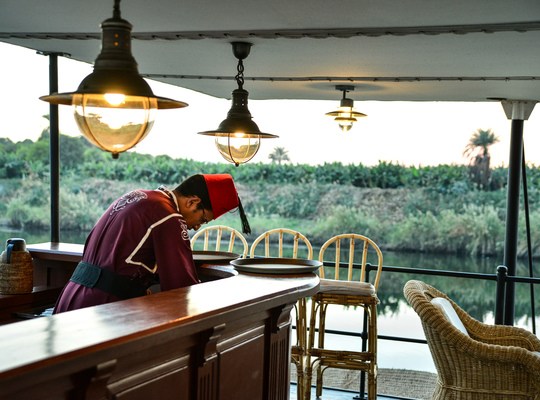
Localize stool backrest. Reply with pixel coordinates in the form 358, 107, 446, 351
191, 225, 249, 257
249, 228, 313, 260
318, 233, 383, 289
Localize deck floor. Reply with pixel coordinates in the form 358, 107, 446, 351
290, 383, 419, 400
289, 366, 436, 400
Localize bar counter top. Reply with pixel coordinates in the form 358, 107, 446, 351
0, 242, 319, 400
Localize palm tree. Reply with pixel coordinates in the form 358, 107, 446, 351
268, 146, 290, 165
463, 128, 499, 189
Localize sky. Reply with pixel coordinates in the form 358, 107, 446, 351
2, 41, 540, 167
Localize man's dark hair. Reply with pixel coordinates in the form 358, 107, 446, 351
174, 174, 211, 210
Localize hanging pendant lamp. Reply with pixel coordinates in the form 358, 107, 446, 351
198, 42, 277, 167
40, 0, 187, 159
326, 85, 366, 132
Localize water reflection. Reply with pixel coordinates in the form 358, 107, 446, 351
311, 246, 537, 325
380, 250, 538, 327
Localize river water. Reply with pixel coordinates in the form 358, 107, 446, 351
2, 228, 538, 374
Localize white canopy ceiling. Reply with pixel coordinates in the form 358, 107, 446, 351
1, 0, 539, 103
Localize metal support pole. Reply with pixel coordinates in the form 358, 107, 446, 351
38, 51, 68, 243
500, 100, 537, 325
502, 119, 523, 325
48, 54, 60, 243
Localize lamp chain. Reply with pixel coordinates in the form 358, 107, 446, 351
235, 59, 245, 90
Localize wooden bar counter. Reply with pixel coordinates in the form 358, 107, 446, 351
0, 243, 319, 400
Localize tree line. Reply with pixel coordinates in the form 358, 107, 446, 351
3, 130, 538, 190
2, 129, 540, 258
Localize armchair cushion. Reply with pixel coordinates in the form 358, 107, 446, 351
431, 297, 469, 336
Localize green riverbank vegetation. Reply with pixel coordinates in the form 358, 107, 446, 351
1, 130, 540, 258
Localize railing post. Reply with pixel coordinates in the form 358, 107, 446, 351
495, 265, 508, 325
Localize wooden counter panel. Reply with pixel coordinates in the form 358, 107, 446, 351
102, 336, 194, 400
220, 333, 266, 399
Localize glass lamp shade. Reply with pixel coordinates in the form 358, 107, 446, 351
326, 95, 366, 132
39, 5, 187, 158
41, 69, 185, 158
199, 88, 277, 166
327, 107, 365, 132
72, 93, 157, 158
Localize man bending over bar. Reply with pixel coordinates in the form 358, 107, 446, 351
53, 173, 250, 313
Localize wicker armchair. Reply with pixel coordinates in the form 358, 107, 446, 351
190, 225, 249, 257
403, 280, 540, 400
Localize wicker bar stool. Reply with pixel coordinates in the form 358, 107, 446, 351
249, 228, 313, 400
305, 233, 383, 400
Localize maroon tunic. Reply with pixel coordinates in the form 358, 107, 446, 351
54, 186, 199, 313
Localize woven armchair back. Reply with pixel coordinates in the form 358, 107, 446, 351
404, 280, 540, 400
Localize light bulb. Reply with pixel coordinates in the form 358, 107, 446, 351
339, 123, 353, 132
104, 93, 126, 106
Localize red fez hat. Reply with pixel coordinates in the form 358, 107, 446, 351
203, 174, 238, 218
202, 174, 251, 234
